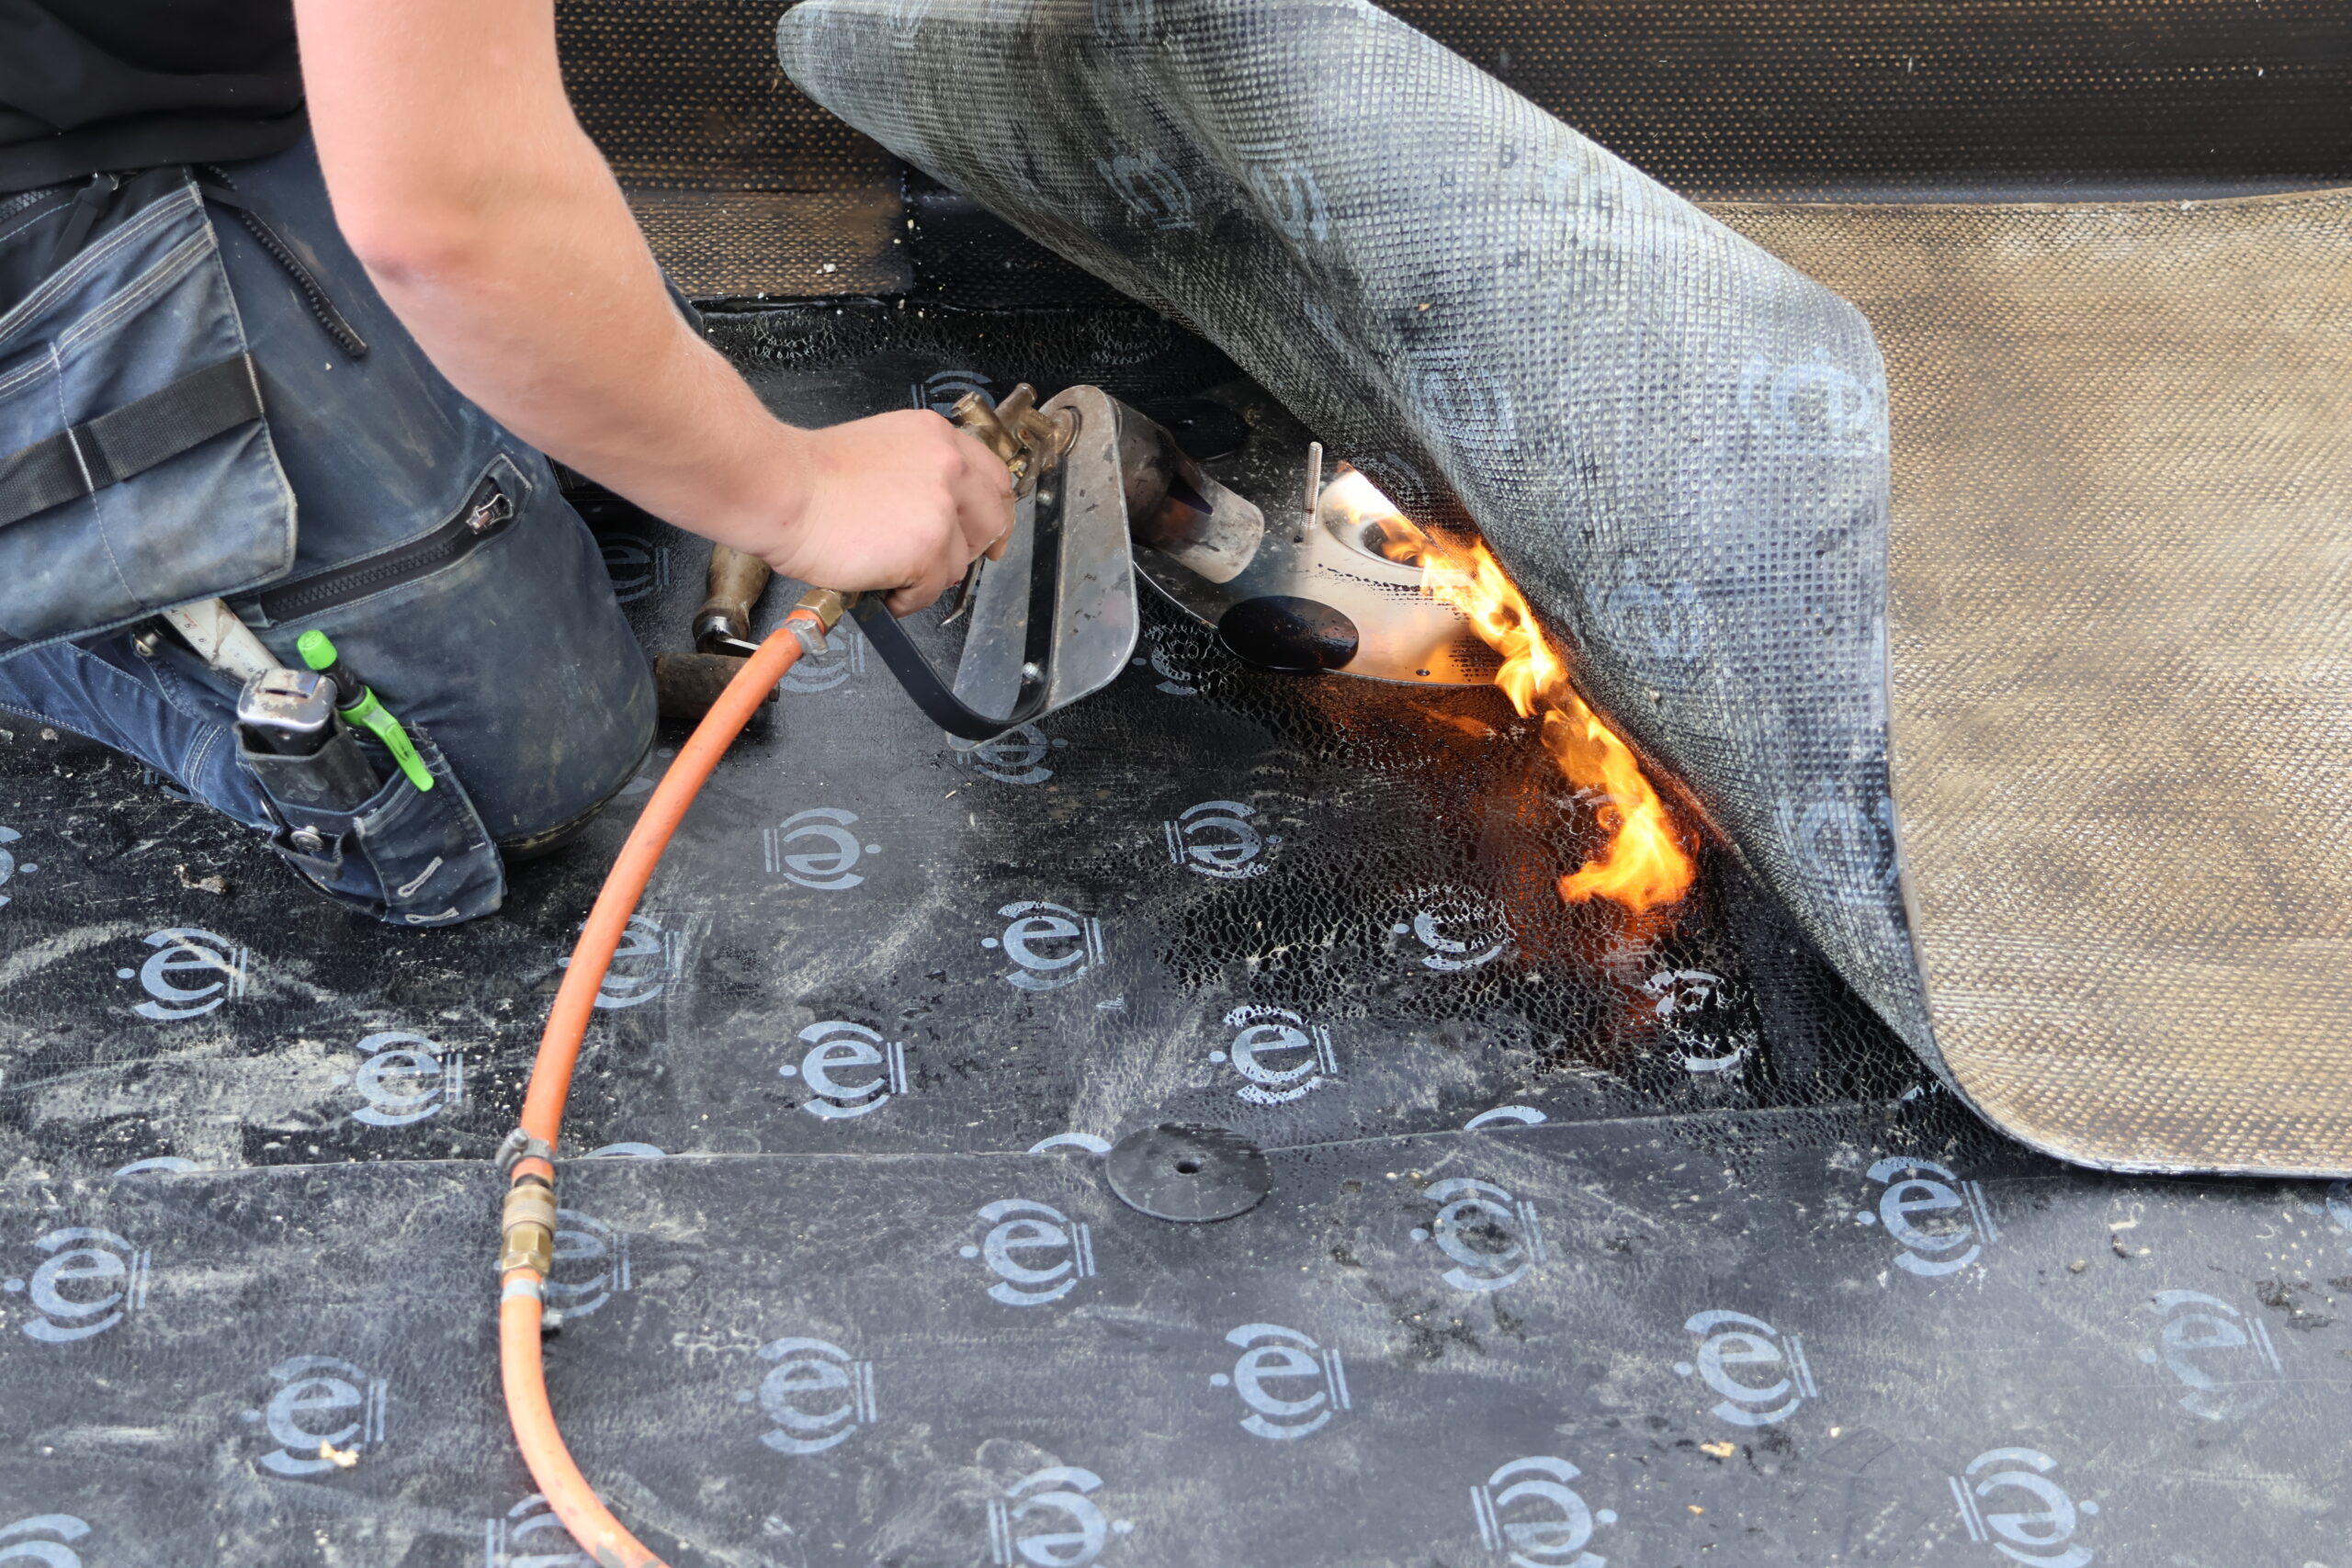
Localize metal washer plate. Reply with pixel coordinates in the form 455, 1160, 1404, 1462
1104, 1122, 1272, 1223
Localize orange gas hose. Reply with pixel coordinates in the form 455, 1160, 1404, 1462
500, 614, 815, 1568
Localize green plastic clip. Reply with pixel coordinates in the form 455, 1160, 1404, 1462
297, 629, 434, 793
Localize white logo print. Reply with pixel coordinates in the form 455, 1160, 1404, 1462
598, 534, 669, 604
963, 724, 1067, 785
1238, 148, 1329, 243
8, 1227, 150, 1343
1414, 1179, 1545, 1292
1131, 629, 1198, 696
1214, 1007, 1337, 1104
763, 807, 875, 891
1392, 891, 1510, 972
961, 1199, 1097, 1306
1163, 800, 1278, 879
546, 1210, 633, 1319
1214, 1324, 1351, 1439
558, 912, 684, 1010
1408, 353, 1518, 460
348, 1031, 464, 1127
1737, 347, 1884, 452
780, 618, 866, 693
1642, 968, 1752, 1075
1949, 1448, 2098, 1568
1470, 1456, 1615, 1568
744, 1337, 876, 1455
2140, 1290, 2282, 1421
485, 1495, 589, 1567
883, 0, 926, 47
782, 1021, 910, 1120
1775, 783, 1899, 904
913, 369, 993, 413
1091, 0, 1154, 44
1675, 1310, 1817, 1427
985, 901, 1103, 992
120, 926, 247, 1020
988, 1466, 1134, 1568
0, 825, 36, 909
1096, 150, 1193, 231
2322, 1179, 2352, 1240
245, 1355, 387, 1476
0, 1516, 94, 1567
1856, 1157, 1998, 1277
1588, 559, 1706, 666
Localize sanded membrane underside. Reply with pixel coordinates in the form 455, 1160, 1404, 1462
1724, 190, 2352, 1174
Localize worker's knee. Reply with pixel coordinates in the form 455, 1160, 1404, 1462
250, 451, 655, 865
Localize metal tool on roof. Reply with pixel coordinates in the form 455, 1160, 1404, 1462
651, 545, 784, 724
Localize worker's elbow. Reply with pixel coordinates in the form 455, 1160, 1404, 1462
334, 197, 501, 296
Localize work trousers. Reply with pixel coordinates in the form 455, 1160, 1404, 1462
0, 139, 655, 924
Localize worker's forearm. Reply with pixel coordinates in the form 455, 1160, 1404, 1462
345, 133, 797, 548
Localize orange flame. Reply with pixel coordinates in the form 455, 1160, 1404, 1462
1330, 470, 1695, 913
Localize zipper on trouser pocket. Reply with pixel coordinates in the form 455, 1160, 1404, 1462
243, 472, 517, 625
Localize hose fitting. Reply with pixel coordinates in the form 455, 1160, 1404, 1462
789, 587, 858, 657
500, 1177, 559, 1277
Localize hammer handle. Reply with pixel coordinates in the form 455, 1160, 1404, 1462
697, 546, 774, 645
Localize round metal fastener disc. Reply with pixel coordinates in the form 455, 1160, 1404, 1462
1104, 1122, 1271, 1223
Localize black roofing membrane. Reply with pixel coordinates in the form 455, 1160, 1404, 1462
0, 300, 2344, 1566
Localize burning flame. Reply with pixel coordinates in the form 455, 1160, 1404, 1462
1330, 469, 1695, 914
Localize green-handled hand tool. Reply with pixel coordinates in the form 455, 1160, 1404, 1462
296, 629, 434, 793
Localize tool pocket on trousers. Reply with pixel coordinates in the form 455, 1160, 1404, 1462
0, 168, 295, 656
252, 724, 506, 926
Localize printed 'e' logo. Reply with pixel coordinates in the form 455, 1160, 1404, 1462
1239, 149, 1330, 243
1949, 1448, 2098, 1568
1163, 800, 1277, 879
1214, 1324, 1350, 1440
746, 1337, 876, 1455
0, 825, 35, 909
1676, 1310, 1816, 1427
986, 901, 1103, 992
349, 1031, 464, 1127
0, 1516, 94, 1567
1214, 1007, 1337, 1104
764, 808, 874, 891
961, 1199, 1097, 1306
1857, 1156, 1997, 1277
1095, 150, 1192, 231
599, 534, 669, 604
988, 1466, 1134, 1568
8, 1227, 150, 1343
1415, 1178, 1544, 1292
120, 927, 247, 1020
963, 724, 1065, 784
1643, 968, 1750, 1075
559, 912, 682, 1010
1391, 892, 1510, 972
486, 1494, 589, 1568
1737, 347, 1883, 451
2141, 1290, 2282, 1421
245, 1355, 386, 1476
1470, 1456, 1615, 1568
1131, 629, 1197, 696
780, 618, 866, 694
783, 1021, 910, 1120
546, 1209, 632, 1318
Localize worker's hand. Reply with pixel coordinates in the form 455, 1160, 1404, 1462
758, 411, 1015, 616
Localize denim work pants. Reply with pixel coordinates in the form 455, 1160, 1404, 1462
0, 140, 655, 924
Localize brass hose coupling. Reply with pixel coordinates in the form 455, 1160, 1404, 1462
789, 587, 859, 658
499, 1175, 559, 1277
